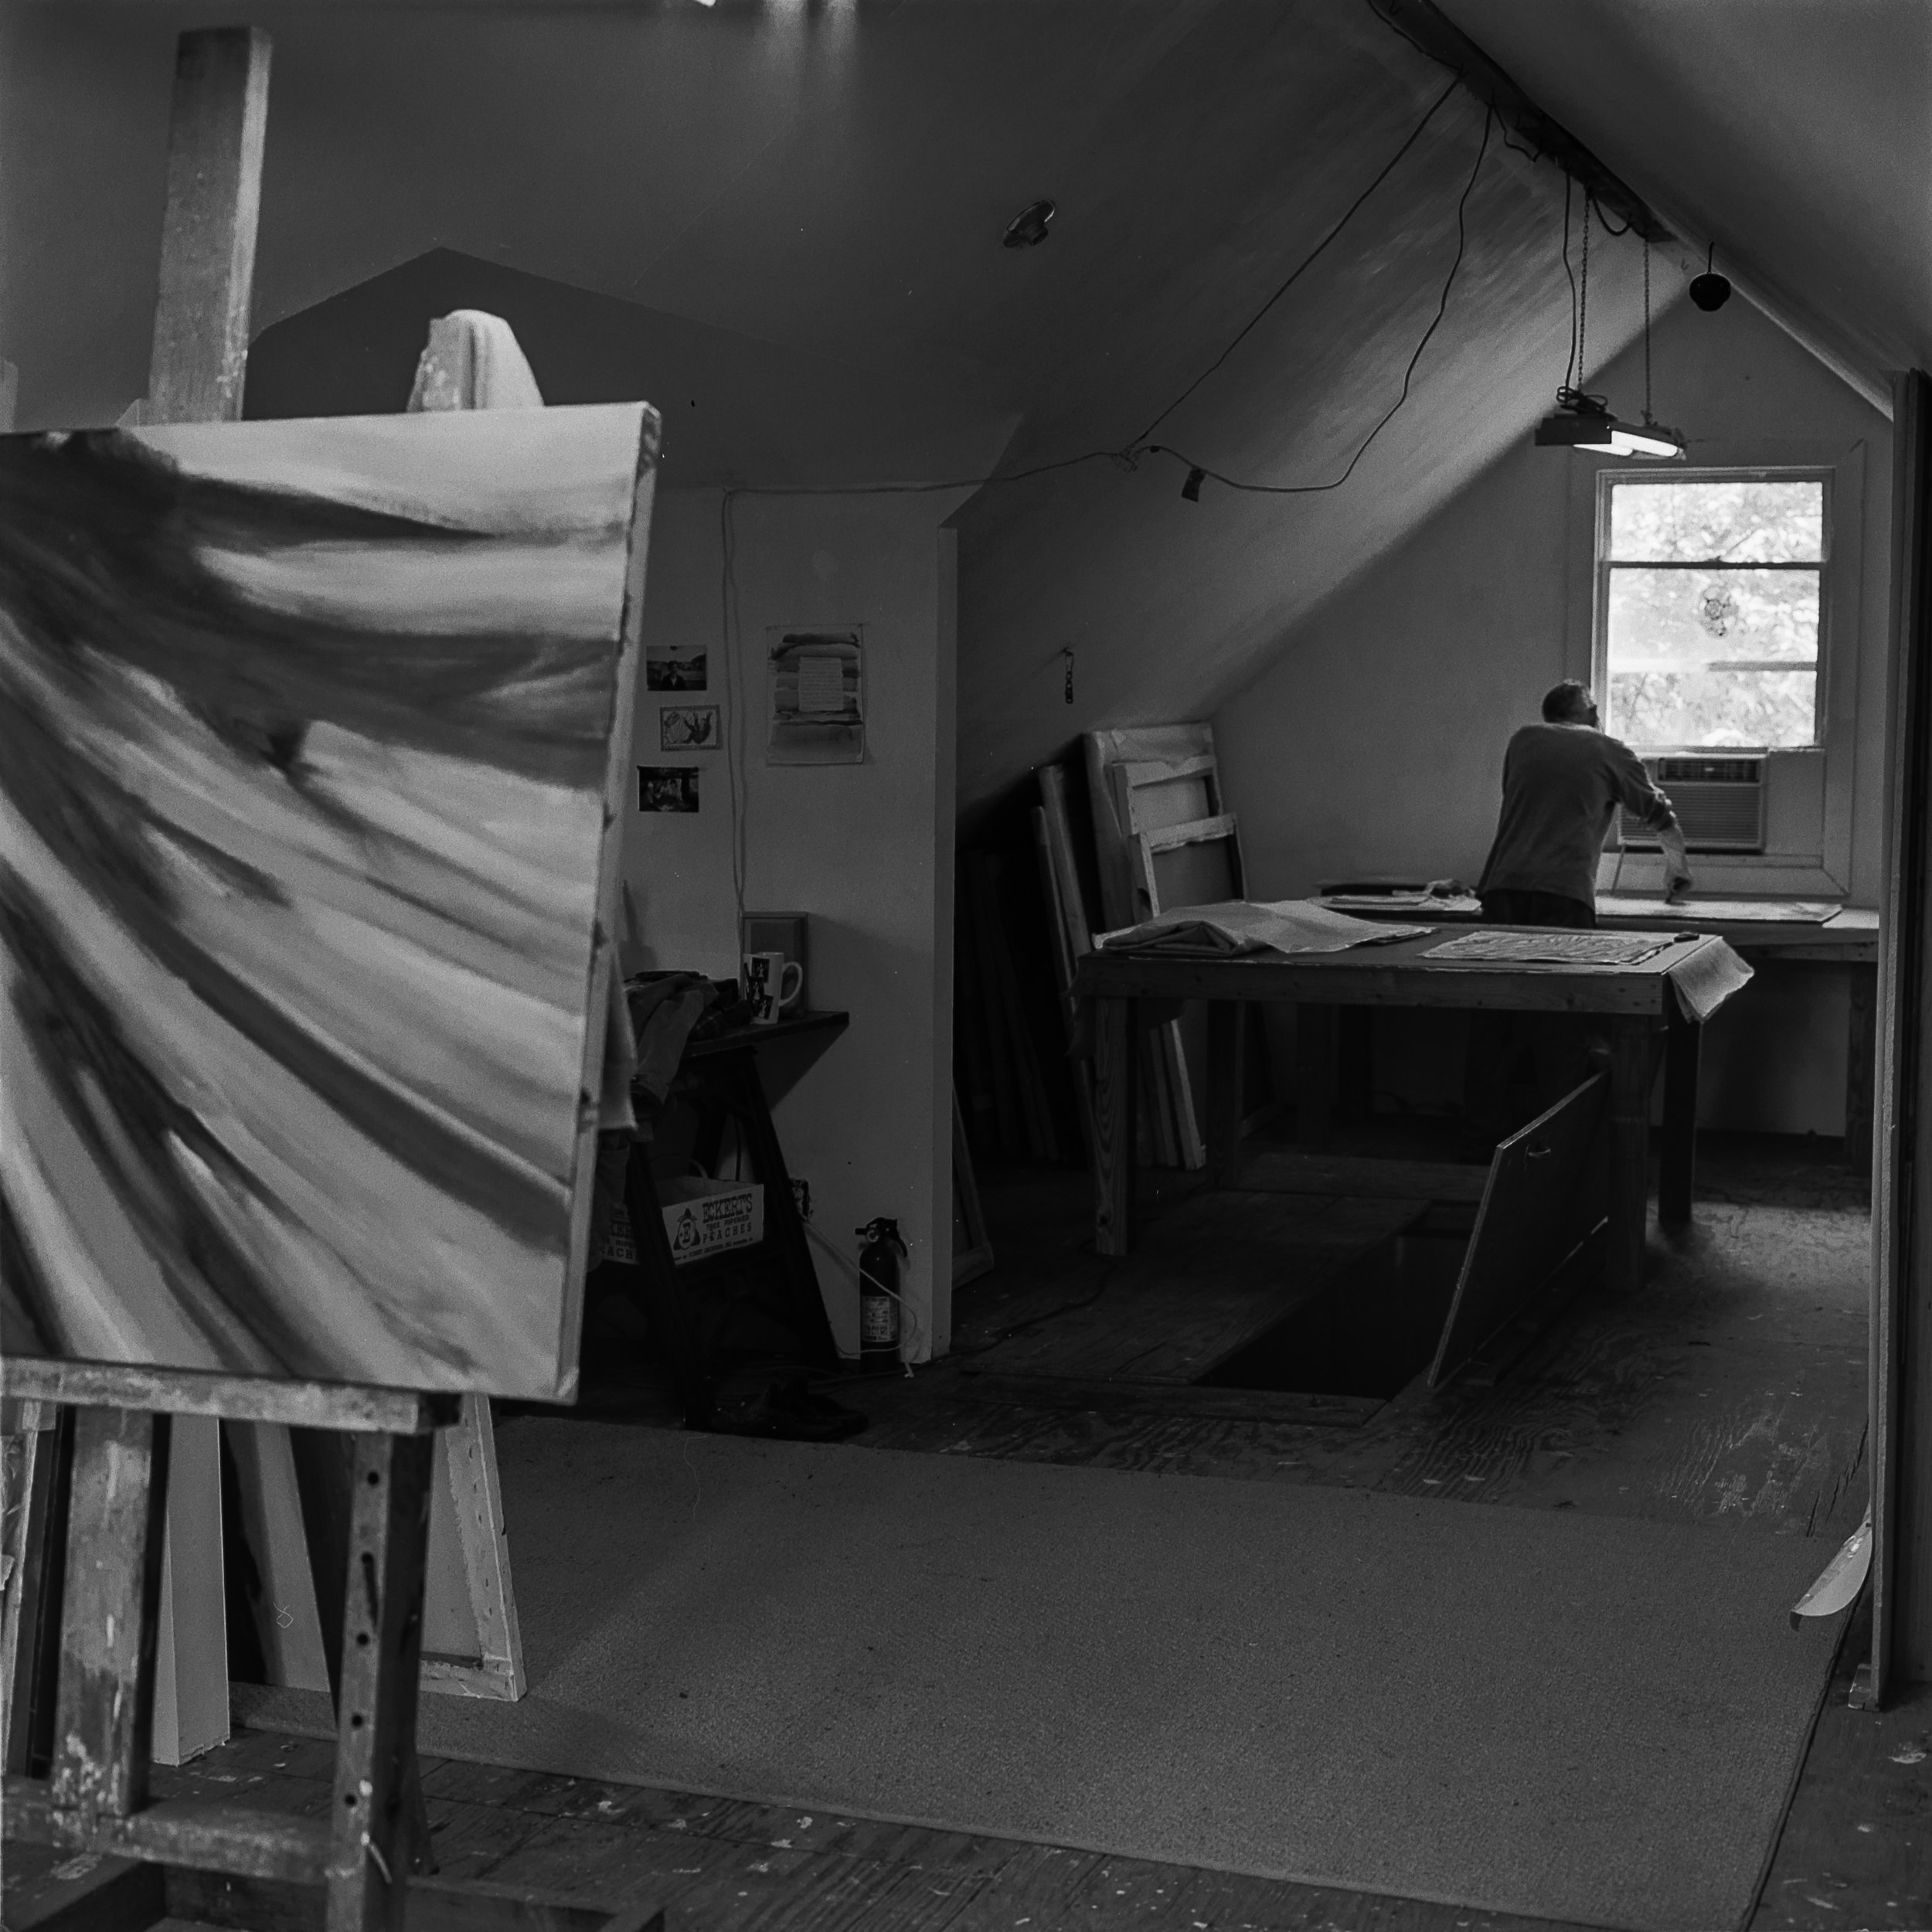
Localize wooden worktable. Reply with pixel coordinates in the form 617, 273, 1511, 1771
1326, 896, 1881, 1170
1072, 928, 1750, 1295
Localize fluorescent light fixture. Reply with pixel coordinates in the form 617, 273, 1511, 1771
1535, 393, 1622, 453
1607, 419, 1685, 459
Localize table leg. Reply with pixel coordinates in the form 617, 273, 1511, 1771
1659, 1002, 1701, 1228
1206, 1000, 1245, 1188
1846, 962, 1876, 1176
1607, 1018, 1653, 1293
1296, 1003, 1335, 1147
1335, 1006, 1373, 1126
1094, 995, 1138, 1257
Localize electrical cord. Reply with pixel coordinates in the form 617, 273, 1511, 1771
1124, 79, 1461, 452
1120, 104, 1493, 499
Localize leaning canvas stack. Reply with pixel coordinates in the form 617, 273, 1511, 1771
0, 404, 658, 1401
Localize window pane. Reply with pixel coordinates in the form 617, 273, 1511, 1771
1608, 670, 1817, 748
1607, 478, 1824, 563
1606, 566, 1819, 671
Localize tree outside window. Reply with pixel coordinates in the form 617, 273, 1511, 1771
1598, 474, 1826, 750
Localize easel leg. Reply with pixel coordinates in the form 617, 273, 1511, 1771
1658, 1005, 1701, 1229
1606, 1019, 1654, 1294
328, 1430, 435, 1932
293, 1429, 436, 1878
49, 1408, 172, 1836
1094, 995, 1137, 1256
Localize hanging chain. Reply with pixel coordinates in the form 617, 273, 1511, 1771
1577, 199, 1590, 386
1643, 236, 1653, 421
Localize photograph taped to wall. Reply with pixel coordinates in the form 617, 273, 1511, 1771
0, 403, 660, 1399
646, 641, 707, 691
659, 704, 719, 751
768, 626, 863, 764
638, 765, 699, 812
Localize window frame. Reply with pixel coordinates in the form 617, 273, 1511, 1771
1590, 464, 1835, 755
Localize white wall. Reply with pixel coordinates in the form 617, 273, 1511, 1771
1215, 294, 1893, 1135
625, 489, 962, 1359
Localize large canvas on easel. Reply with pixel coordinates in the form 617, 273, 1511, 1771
0, 404, 658, 1400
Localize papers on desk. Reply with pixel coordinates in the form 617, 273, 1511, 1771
1096, 899, 1430, 957
1597, 896, 1841, 924
1423, 930, 1685, 968
1322, 891, 1485, 917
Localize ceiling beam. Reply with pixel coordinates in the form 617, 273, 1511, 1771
1367, 0, 1671, 243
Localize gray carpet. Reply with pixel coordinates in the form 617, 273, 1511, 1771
243, 1422, 1844, 1931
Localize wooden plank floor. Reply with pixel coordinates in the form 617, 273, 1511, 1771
9, 1134, 1923, 1932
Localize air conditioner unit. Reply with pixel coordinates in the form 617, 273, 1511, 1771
1618, 755, 1766, 853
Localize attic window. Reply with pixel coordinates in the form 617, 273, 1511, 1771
1596, 471, 1828, 751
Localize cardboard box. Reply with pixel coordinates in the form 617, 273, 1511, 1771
660, 1177, 764, 1265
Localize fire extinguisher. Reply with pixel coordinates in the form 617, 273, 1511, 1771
856, 1216, 908, 1373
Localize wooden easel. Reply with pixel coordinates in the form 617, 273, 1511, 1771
1, 1359, 655, 1932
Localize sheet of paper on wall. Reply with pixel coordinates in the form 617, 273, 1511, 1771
768, 626, 864, 764
0, 403, 661, 1400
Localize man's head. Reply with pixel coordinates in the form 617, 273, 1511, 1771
1542, 679, 1600, 727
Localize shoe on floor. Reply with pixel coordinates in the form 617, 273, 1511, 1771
712, 1376, 868, 1442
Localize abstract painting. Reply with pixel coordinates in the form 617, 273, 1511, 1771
0, 404, 660, 1399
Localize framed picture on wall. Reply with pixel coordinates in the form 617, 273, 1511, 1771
645, 642, 707, 691
659, 705, 719, 751
767, 626, 863, 764
638, 766, 699, 812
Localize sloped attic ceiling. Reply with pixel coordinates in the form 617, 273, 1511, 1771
2, 2, 1915, 821
1437, 0, 1932, 382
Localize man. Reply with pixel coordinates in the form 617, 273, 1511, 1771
1458, 679, 1691, 1149
1473, 678, 1691, 924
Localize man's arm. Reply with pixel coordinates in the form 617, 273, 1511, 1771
1609, 741, 1693, 902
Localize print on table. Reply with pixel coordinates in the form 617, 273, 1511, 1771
0, 405, 660, 1399
658, 706, 718, 752
638, 766, 699, 812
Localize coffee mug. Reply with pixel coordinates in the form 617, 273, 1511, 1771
741, 951, 803, 1025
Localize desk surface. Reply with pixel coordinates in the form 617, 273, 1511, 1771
1323, 894, 1879, 959
682, 1008, 850, 1060
1075, 928, 1742, 1017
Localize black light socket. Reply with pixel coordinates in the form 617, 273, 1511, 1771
1002, 199, 1056, 249
1181, 467, 1206, 502
1689, 271, 1732, 311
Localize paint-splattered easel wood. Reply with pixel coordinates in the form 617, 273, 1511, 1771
0, 403, 659, 1400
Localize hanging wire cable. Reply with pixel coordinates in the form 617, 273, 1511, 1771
1126, 104, 1494, 498
1127, 80, 1459, 451
719, 489, 748, 936
1560, 175, 1578, 393
1642, 234, 1653, 421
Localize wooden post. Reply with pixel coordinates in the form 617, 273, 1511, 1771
49, 1410, 172, 1835
143, 27, 272, 426
1870, 366, 1932, 1699
1206, 999, 1246, 1187
1093, 995, 1138, 1256
134, 20, 274, 1768
328, 1433, 436, 1932
1294, 1003, 1335, 1147
1658, 1003, 1702, 1229
1604, 1018, 1653, 1294
1847, 961, 1876, 1176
